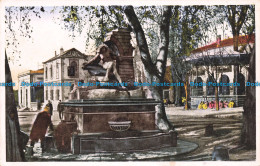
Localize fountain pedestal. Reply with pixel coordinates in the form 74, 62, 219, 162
62, 98, 157, 133
57, 29, 177, 154
60, 97, 177, 154
72, 130, 177, 154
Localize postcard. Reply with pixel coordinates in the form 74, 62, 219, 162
0, 0, 259, 165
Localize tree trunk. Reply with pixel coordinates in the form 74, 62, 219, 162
174, 78, 182, 106
184, 74, 189, 110
215, 86, 219, 111
233, 33, 239, 51
241, 45, 256, 149
171, 61, 182, 106
215, 66, 219, 111
152, 85, 174, 131
5, 52, 25, 161
124, 6, 173, 131
170, 61, 175, 104
169, 88, 174, 104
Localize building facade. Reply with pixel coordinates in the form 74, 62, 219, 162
18, 69, 44, 110
43, 48, 93, 110
187, 34, 255, 108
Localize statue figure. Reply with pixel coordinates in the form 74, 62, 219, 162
83, 44, 124, 84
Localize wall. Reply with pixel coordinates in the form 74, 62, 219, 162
44, 57, 88, 110
18, 74, 31, 109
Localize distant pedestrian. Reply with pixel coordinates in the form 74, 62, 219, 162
57, 100, 63, 120
46, 100, 54, 131
47, 100, 53, 116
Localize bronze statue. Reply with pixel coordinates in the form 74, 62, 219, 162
83, 44, 123, 84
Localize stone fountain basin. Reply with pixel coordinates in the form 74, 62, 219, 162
72, 130, 177, 154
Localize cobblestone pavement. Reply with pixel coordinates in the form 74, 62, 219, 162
18, 106, 256, 161
165, 106, 255, 161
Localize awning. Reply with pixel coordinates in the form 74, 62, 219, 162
185, 54, 250, 66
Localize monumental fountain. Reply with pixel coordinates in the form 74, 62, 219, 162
57, 29, 177, 154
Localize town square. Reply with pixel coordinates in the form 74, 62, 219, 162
1, 2, 258, 165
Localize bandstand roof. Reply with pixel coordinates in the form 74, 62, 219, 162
186, 53, 250, 66
185, 34, 254, 66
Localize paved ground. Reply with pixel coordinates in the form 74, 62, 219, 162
165, 106, 255, 161
166, 106, 243, 118
18, 106, 256, 161
27, 140, 198, 161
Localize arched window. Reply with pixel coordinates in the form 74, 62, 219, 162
193, 77, 203, 96
219, 74, 230, 95
237, 73, 245, 95
68, 61, 78, 77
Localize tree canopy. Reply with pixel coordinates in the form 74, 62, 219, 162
4, 4, 256, 143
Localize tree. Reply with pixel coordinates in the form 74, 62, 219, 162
226, 6, 249, 51
124, 6, 173, 130
168, 6, 204, 108
58, 5, 175, 130
6, 52, 25, 161
187, 5, 255, 146
241, 45, 255, 149
223, 5, 256, 149
5, 7, 44, 161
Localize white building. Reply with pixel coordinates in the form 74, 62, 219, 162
187, 34, 255, 108
43, 48, 92, 110
18, 69, 44, 110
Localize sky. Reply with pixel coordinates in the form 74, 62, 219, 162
5, 7, 96, 90
3, 5, 246, 90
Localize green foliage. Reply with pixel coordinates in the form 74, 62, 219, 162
5, 6, 45, 61
58, 6, 128, 50
169, 6, 205, 59
5, 5, 255, 62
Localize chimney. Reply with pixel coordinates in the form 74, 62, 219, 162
60, 47, 64, 55
55, 51, 57, 57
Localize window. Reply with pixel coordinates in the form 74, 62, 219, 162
219, 75, 230, 95
56, 63, 59, 79
56, 89, 60, 100
68, 61, 78, 77
50, 90, 54, 100
50, 65, 53, 79
237, 73, 245, 95
45, 67, 48, 79
193, 77, 203, 96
